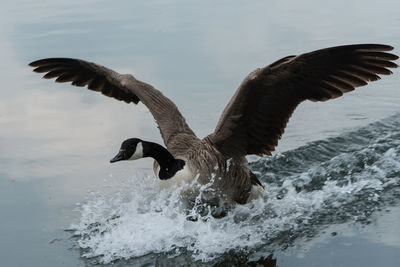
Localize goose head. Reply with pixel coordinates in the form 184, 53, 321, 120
110, 138, 144, 163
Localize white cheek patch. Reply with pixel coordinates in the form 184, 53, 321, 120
129, 142, 143, 160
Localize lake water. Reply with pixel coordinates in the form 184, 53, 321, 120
1, 0, 400, 266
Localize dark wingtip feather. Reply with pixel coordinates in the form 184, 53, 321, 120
28, 60, 40, 67
29, 58, 53, 67
33, 65, 62, 73
29, 58, 77, 67
55, 74, 76, 83
33, 66, 46, 73
354, 44, 394, 52
43, 70, 65, 79
362, 51, 399, 61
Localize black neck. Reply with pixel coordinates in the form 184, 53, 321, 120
142, 141, 175, 168
142, 141, 185, 179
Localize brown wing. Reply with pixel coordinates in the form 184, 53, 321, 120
29, 58, 196, 146
206, 44, 398, 158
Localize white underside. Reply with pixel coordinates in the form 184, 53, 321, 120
155, 164, 196, 190
155, 165, 266, 203
246, 184, 267, 202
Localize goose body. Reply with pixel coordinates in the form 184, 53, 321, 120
29, 44, 398, 204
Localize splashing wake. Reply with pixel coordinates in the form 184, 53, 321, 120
69, 114, 400, 264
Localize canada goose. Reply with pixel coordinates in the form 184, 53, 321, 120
29, 44, 398, 204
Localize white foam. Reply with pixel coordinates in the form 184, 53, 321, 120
69, 133, 400, 264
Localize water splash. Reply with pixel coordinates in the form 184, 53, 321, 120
69, 114, 400, 264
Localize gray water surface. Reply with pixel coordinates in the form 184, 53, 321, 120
1, 0, 400, 266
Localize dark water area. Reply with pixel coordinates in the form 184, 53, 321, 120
1, 0, 400, 266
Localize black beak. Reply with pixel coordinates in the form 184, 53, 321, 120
110, 152, 124, 163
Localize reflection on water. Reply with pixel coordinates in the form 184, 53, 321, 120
1, 0, 400, 266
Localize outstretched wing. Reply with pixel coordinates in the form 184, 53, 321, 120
29, 58, 196, 146
206, 44, 398, 158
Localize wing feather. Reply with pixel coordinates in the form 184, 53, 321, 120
206, 44, 398, 157
29, 58, 196, 146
